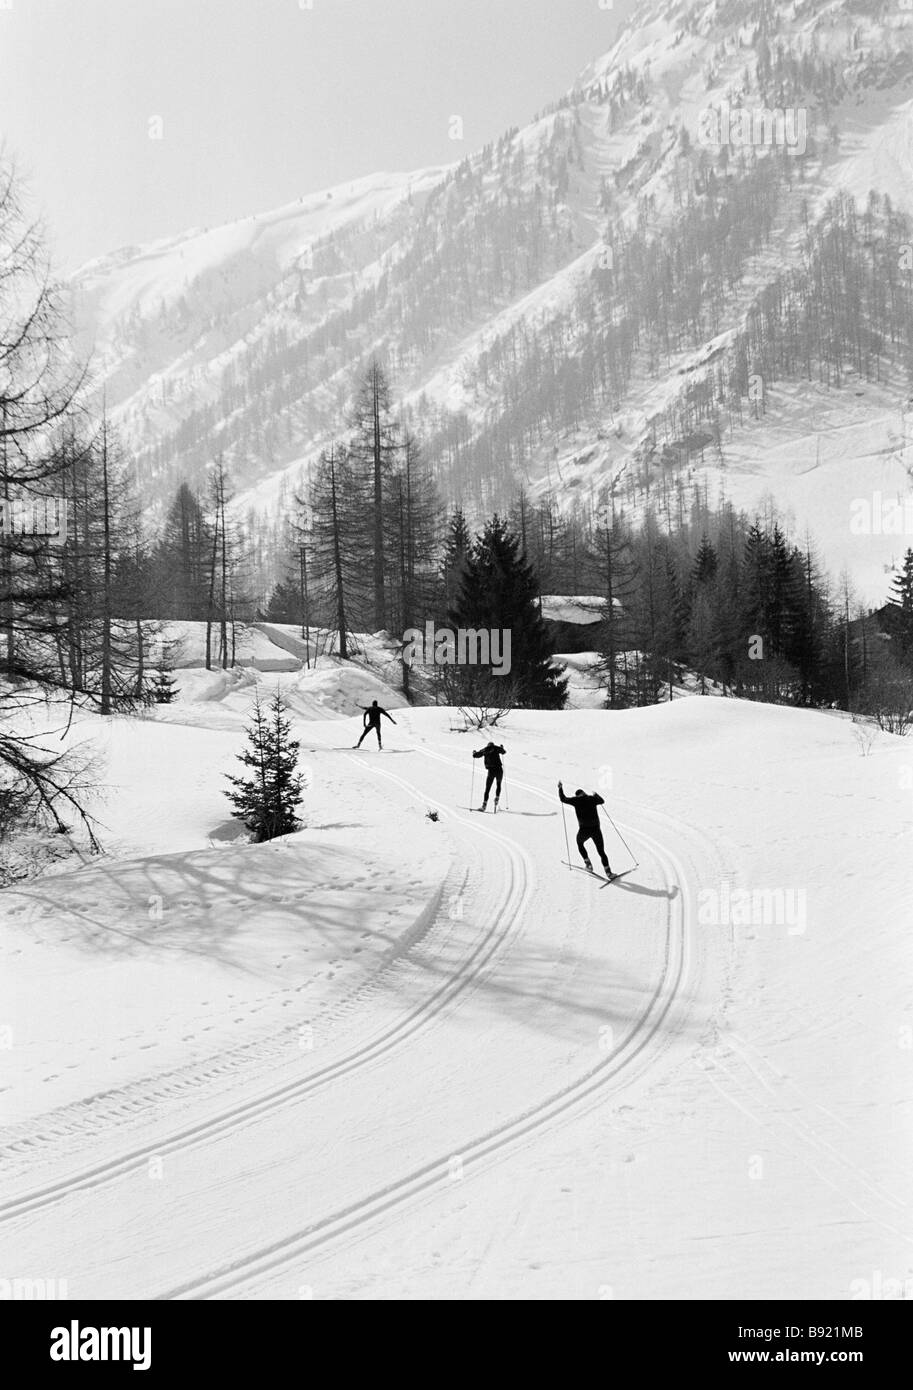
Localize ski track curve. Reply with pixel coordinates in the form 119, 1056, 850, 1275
155, 803, 696, 1298
4, 732, 709, 1300
0, 754, 533, 1224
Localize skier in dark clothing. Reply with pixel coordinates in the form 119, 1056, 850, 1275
473, 742, 505, 811
354, 700, 396, 749
558, 781, 612, 876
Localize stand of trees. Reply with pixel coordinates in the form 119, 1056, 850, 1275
585, 505, 913, 715
231, 355, 913, 722
1, 158, 112, 841
0, 154, 257, 852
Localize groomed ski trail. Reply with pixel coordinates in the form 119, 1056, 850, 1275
0, 760, 534, 1224
156, 801, 695, 1298
2, 726, 703, 1300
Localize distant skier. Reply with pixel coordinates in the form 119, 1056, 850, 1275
558, 781, 612, 877
354, 700, 396, 750
473, 741, 505, 811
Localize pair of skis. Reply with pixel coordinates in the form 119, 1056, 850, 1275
561, 861, 635, 888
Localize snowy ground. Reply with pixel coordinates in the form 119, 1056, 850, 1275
0, 672, 911, 1299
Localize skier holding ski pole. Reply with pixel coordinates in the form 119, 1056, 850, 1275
473, 741, 505, 812
354, 700, 396, 750
599, 801, 638, 870
558, 781, 613, 878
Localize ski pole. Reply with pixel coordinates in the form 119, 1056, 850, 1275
470, 759, 475, 809
560, 787, 571, 869
600, 804, 638, 868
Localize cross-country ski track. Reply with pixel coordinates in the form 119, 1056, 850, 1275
2, 700, 909, 1299
0, 720, 696, 1299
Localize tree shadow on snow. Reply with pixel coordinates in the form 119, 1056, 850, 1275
8, 842, 387, 982
371, 925, 704, 1044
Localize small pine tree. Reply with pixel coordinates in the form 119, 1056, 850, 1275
151, 648, 180, 704
441, 508, 472, 616
260, 578, 302, 625
888, 547, 913, 664
692, 535, 718, 586
225, 693, 304, 842
890, 548, 913, 611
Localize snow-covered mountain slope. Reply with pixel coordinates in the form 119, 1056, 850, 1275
70, 165, 449, 466
69, 0, 913, 601
0, 687, 909, 1297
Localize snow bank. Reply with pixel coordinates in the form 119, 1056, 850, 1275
541, 595, 606, 624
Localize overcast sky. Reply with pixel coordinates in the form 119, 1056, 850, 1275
0, 0, 633, 273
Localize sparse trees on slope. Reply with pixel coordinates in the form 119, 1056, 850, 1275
152, 483, 210, 620
387, 430, 442, 693
0, 155, 97, 837
349, 358, 401, 631
308, 444, 370, 659
54, 416, 156, 712
591, 507, 639, 708
203, 457, 246, 671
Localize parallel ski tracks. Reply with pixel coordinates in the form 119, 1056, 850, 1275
157, 763, 695, 1299
3, 745, 697, 1301
0, 758, 533, 1225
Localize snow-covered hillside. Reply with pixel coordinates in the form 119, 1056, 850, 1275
1, 676, 909, 1297
68, 0, 913, 602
